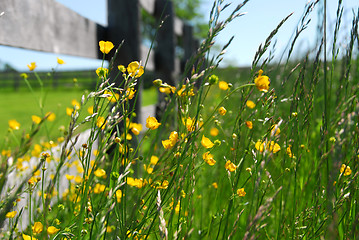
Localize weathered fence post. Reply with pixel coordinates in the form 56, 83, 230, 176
107, 0, 142, 124
154, 0, 177, 118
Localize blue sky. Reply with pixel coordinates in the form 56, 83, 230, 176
0, 0, 357, 71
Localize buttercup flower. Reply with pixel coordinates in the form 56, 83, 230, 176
219, 81, 229, 90
46, 112, 56, 121
22, 234, 38, 240
130, 123, 142, 135
5, 211, 17, 218
146, 116, 161, 130
255, 140, 281, 153
47, 226, 60, 235
96, 67, 109, 78
57, 57, 65, 65
340, 164, 352, 176
254, 69, 270, 92
162, 131, 178, 149
203, 152, 216, 166
218, 107, 227, 116
94, 168, 106, 178
32, 221, 43, 234
201, 135, 214, 149
225, 160, 237, 172
183, 117, 195, 132
31, 115, 41, 124
20, 73, 28, 79
246, 100, 256, 109
96, 116, 107, 130
99, 40, 114, 54
118, 65, 126, 73
127, 61, 144, 78
210, 127, 219, 137
9, 119, 20, 130
104, 90, 120, 103
150, 155, 159, 165
271, 124, 280, 136
126, 88, 136, 100
27, 62, 37, 71
237, 188, 246, 197
245, 121, 253, 129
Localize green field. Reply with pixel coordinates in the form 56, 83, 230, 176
1, 0, 358, 239
1, 87, 158, 140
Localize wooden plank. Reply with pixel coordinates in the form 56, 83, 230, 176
174, 17, 183, 36
141, 45, 155, 71
0, 0, 106, 59
139, 0, 156, 14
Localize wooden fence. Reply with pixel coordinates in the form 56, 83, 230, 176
0, 0, 199, 117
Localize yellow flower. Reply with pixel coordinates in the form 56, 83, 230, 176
47, 226, 60, 235
115, 190, 122, 203
96, 67, 109, 77
286, 146, 294, 158
245, 121, 253, 129
57, 57, 65, 65
32, 115, 41, 124
5, 211, 17, 218
183, 117, 195, 132
203, 152, 216, 166
126, 88, 136, 100
212, 182, 218, 189
127, 177, 145, 188
94, 168, 106, 178
32, 221, 43, 234
146, 116, 161, 130
150, 155, 159, 165
237, 188, 246, 197
93, 183, 106, 194
254, 69, 270, 92
130, 122, 142, 135
225, 160, 237, 172
66, 107, 74, 116
65, 174, 74, 180
127, 61, 144, 78
218, 81, 229, 90
162, 139, 173, 149
20, 73, 28, 79
9, 119, 20, 130
162, 131, 178, 149
271, 124, 280, 136
201, 135, 214, 149
71, 99, 80, 109
46, 112, 56, 121
218, 107, 227, 116
246, 100, 256, 109
27, 62, 37, 71
104, 90, 119, 103
87, 106, 94, 115
118, 65, 126, 73
255, 140, 280, 153
267, 141, 281, 153
210, 127, 219, 137
96, 116, 107, 130
22, 234, 38, 240
99, 40, 114, 54
340, 164, 352, 176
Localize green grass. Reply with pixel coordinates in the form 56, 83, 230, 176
1, 87, 157, 140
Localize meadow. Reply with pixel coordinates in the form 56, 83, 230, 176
0, 0, 358, 239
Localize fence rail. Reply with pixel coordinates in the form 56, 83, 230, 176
0, 0, 199, 118
0, 0, 198, 75
0, 70, 98, 90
